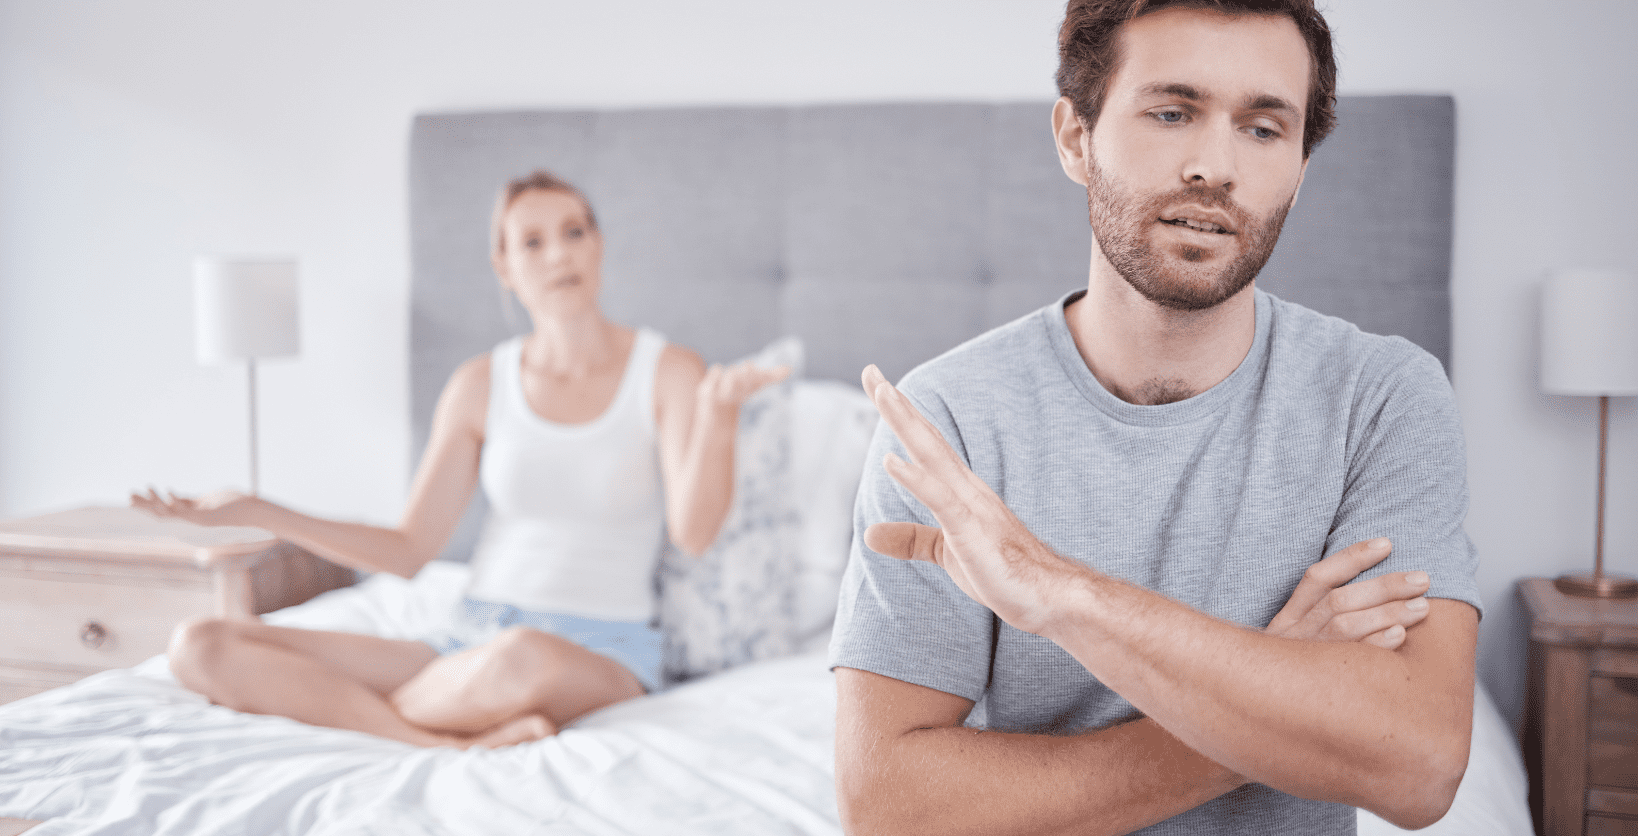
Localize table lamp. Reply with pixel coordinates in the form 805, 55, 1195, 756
194, 257, 300, 496
1541, 267, 1638, 598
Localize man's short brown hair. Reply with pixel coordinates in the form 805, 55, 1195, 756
1055, 0, 1338, 158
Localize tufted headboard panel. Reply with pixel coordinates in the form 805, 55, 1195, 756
409, 96, 1455, 560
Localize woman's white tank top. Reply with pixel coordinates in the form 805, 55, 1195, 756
463, 329, 668, 621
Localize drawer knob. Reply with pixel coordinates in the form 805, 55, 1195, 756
79, 620, 108, 649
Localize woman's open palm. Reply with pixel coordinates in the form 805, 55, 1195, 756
131, 487, 263, 528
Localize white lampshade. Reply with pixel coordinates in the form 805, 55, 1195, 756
1541, 268, 1638, 396
194, 258, 300, 364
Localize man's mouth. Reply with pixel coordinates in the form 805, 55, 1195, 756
1160, 217, 1233, 235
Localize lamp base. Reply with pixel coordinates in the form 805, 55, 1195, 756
1555, 571, 1638, 599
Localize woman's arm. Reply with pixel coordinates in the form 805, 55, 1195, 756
133, 356, 491, 578
652, 346, 788, 556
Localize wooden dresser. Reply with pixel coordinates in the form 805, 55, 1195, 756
1521, 577, 1638, 835
0, 505, 354, 704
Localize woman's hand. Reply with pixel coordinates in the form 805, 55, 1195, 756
694, 361, 790, 416
131, 487, 268, 529
655, 355, 792, 556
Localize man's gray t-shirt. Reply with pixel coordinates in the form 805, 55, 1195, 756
829, 289, 1482, 835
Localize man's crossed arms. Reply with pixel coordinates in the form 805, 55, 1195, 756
834, 364, 1477, 836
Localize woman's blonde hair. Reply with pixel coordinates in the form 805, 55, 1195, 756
489, 170, 598, 258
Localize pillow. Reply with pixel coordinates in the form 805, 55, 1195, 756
656, 337, 805, 685
789, 380, 878, 652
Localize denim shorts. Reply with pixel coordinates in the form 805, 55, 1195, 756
421, 598, 664, 693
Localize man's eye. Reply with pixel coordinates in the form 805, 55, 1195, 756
567, 227, 584, 239
525, 237, 541, 248
1154, 110, 1186, 124
1249, 125, 1279, 140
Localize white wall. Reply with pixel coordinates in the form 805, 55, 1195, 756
2, 0, 1634, 724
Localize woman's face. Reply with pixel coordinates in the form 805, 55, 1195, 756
493, 188, 604, 320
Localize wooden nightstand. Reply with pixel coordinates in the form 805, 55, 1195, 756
0, 505, 354, 704
1521, 577, 1638, 835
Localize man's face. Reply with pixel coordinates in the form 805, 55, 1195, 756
1075, 8, 1311, 311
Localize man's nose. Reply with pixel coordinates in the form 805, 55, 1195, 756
1180, 119, 1237, 191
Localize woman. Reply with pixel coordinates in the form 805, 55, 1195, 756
134, 170, 785, 749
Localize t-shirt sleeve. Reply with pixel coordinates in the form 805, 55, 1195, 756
1329, 344, 1483, 618
827, 387, 999, 703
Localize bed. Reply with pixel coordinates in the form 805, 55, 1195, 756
0, 98, 1533, 834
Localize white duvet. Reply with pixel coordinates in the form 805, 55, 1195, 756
0, 563, 1530, 835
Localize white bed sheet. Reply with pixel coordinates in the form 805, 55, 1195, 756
0, 562, 1530, 835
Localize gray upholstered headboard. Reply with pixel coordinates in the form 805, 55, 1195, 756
409, 96, 1455, 561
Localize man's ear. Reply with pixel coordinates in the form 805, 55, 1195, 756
1288, 158, 1309, 211
1052, 97, 1091, 187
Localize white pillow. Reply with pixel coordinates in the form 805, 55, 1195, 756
656, 337, 805, 684
265, 560, 470, 640
789, 380, 878, 652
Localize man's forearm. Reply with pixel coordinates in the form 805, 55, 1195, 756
839, 692, 1243, 836
1041, 570, 1475, 827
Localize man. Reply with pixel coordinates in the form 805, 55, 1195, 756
828, 1, 1481, 834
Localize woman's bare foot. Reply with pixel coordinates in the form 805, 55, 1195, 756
462, 713, 556, 749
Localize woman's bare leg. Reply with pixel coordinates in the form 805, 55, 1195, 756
167, 618, 550, 748
391, 626, 645, 734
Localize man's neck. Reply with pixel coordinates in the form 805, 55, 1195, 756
1065, 261, 1257, 406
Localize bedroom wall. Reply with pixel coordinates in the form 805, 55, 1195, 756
0, 0, 1633, 726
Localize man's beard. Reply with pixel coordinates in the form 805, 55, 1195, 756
1086, 157, 1292, 312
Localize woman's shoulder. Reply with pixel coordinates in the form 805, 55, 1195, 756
448, 351, 494, 390
445, 336, 523, 392
651, 342, 704, 401
432, 352, 494, 433
656, 341, 706, 378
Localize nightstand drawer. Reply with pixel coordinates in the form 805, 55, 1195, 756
0, 573, 213, 670
1590, 788, 1638, 817
1587, 814, 1638, 836
1590, 675, 1638, 791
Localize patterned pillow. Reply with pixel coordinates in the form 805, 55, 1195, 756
789, 380, 878, 652
656, 337, 804, 685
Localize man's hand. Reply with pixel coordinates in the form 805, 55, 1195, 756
1267, 537, 1431, 649
861, 364, 1087, 636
